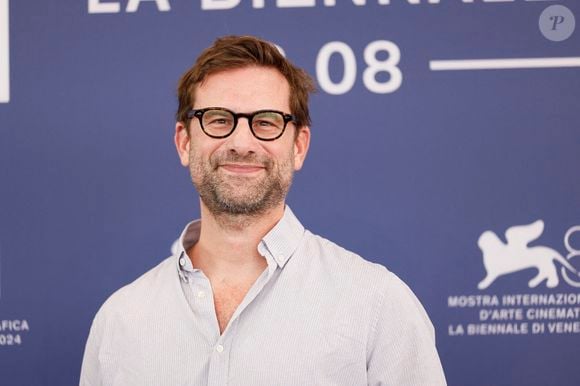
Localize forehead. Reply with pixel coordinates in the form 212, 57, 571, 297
195, 66, 291, 112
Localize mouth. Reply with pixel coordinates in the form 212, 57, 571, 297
219, 163, 266, 174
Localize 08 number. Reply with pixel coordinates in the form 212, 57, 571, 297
316, 40, 402, 95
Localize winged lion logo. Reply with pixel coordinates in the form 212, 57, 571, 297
477, 220, 580, 289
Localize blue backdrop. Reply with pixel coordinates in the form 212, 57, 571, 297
1, 1, 579, 385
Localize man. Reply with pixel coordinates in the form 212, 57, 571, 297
80, 35, 447, 385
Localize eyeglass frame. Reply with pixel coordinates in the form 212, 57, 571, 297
186, 107, 297, 141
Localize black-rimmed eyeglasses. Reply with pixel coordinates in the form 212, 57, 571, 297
187, 107, 296, 141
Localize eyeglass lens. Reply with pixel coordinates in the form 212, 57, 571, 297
201, 109, 285, 140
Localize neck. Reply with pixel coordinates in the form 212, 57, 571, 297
188, 201, 285, 279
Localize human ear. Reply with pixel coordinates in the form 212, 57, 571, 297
174, 122, 190, 167
293, 126, 310, 171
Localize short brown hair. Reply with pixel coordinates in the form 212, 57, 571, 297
176, 35, 315, 130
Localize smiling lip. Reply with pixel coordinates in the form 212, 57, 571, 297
220, 163, 266, 174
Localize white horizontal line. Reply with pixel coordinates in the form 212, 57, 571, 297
430, 57, 580, 71
0, 0, 10, 103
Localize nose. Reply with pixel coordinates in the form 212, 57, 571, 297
225, 117, 259, 155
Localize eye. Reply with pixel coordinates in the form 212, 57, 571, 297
203, 110, 234, 128
254, 119, 276, 128
253, 112, 283, 130
208, 117, 231, 125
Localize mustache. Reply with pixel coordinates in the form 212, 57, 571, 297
210, 152, 273, 170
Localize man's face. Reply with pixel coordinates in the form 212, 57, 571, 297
174, 66, 310, 217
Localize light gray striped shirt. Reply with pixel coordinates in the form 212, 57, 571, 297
80, 207, 446, 386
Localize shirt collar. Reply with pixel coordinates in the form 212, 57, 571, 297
174, 205, 305, 274
174, 220, 200, 274
258, 206, 305, 268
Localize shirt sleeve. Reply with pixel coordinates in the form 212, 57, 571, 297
79, 312, 104, 386
366, 273, 447, 386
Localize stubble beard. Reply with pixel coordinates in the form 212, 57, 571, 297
189, 149, 294, 223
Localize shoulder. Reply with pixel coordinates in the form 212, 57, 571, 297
81, 256, 184, 383
295, 230, 415, 318
299, 229, 433, 327
93, 256, 178, 323
299, 229, 394, 285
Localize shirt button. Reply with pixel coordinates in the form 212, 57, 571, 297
197, 290, 206, 298
179, 257, 186, 267
216, 344, 224, 353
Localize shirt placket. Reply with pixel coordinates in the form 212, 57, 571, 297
189, 271, 220, 344
207, 250, 279, 386
207, 328, 232, 386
